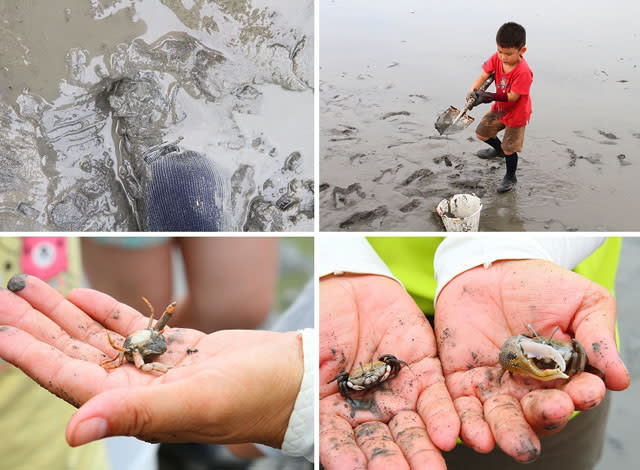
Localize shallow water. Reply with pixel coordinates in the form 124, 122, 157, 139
320, 0, 640, 231
0, 0, 313, 231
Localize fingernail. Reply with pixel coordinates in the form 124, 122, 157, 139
7, 274, 27, 292
73, 417, 108, 445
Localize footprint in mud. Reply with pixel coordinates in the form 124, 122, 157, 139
567, 148, 602, 166
373, 164, 403, 183
349, 153, 368, 165
381, 111, 410, 120
387, 140, 415, 149
572, 130, 595, 141
543, 218, 579, 231
400, 168, 434, 186
332, 183, 366, 209
399, 199, 421, 213
408, 94, 429, 102
334, 124, 357, 136
433, 154, 454, 167
339, 206, 388, 230
328, 125, 359, 142
450, 179, 487, 198
598, 130, 618, 140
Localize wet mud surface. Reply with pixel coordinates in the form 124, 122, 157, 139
0, 0, 313, 231
320, 0, 639, 231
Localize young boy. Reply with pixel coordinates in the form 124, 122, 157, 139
467, 22, 533, 193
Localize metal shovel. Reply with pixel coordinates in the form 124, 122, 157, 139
435, 72, 495, 135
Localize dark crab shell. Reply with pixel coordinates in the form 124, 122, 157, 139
123, 328, 167, 362
346, 360, 392, 390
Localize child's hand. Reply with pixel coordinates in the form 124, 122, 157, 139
466, 88, 477, 102
469, 90, 492, 107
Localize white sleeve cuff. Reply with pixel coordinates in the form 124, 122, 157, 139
434, 236, 605, 302
281, 328, 315, 462
317, 236, 401, 285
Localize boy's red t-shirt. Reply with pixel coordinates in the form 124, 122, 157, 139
482, 53, 533, 127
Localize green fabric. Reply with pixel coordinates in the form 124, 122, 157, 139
367, 237, 443, 314
573, 238, 621, 295
368, 237, 621, 313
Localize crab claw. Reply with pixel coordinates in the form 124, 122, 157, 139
499, 335, 570, 381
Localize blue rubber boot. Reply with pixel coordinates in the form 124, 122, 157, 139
144, 150, 225, 231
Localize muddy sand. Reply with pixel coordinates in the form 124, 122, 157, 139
0, 0, 313, 231
320, 0, 639, 231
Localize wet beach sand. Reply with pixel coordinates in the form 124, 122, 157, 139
320, 0, 639, 231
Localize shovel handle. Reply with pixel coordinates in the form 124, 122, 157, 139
465, 72, 495, 110
479, 71, 495, 92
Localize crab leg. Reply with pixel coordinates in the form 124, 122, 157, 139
140, 362, 173, 373
154, 302, 176, 333
132, 350, 172, 374
105, 331, 126, 352
142, 296, 156, 328
101, 351, 125, 369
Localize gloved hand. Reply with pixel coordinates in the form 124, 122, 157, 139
468, 90, 508, 110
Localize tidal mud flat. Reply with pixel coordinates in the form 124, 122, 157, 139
320, 0, 639, 231
0, 0, 313, 231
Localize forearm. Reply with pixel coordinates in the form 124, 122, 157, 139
469, 72, 491, 93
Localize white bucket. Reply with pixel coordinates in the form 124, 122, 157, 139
436, 193, 482, 232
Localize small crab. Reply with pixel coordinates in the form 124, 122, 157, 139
328, 354, 408, 404
498, 324, 605, 383
101, 297, 176, 374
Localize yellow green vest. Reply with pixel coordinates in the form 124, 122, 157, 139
367, 237, 621, 314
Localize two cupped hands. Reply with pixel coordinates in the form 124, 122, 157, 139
320, 260, 630, 470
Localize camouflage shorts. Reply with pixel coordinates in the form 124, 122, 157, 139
476, 110, 526, 154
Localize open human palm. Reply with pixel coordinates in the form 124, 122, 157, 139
435, 259, 630, 463
0, 275, 302, 448
320, 274, 459, 470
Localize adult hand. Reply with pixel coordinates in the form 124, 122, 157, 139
320, 274, 459, 470
435, 260, 630, 463
0, 275, 303, 448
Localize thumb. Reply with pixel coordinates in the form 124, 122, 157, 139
66, 383, 190, 446
574, 285, 630, 391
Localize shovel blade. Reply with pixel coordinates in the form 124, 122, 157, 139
435, 106, 475, 135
